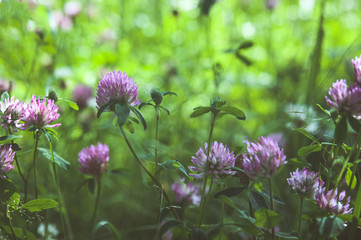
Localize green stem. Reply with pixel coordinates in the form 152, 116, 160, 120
269, 178, 274, 240
91, 178, 101, 228
249, 200, 256, 240
32, 131, 40, 199
199, 174, 215, 227
49, 141, 67, 239
197, 115, 216, 227
119, 126, 180, 220
298, 197, 304, 240
155, 109, 160, 180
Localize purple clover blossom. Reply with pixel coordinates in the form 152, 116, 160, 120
22, 95, 61, 130
78, 143, 109, 180
352, 55, 361, 83
242, 136, 286, 180
96, 71, 141, 112
189, 141, 236, 179
0, 145, 15, 178
0, 96, 27, 132
72, 84, 93, 110
325, 79, 361, 116
172, 178, 201, 205
287, 168, 322, 199
315, 187, 352, 215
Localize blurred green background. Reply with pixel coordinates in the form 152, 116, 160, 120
1, 0, 361, 239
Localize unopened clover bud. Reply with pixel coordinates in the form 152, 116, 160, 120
210, 96, 226, 108
150, 88, 163, 105
47, 89, 58, 103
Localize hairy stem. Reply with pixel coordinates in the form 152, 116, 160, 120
298, 197, 304, 240
269, 178, 274, 240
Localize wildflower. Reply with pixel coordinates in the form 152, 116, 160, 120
172, 178, 202, 205
242, 136, 286, 180
325, 79, 361, 116
78, 143, 109, 180
315, 187, 352, 215
64, 1, 82, 17
352, 55, 361, 83
0, 96, 27, 131
72, 84, 93, 110
0, 145, 15, 178
96, 70, 141, 111
22, 95, 61, 130
287, 168, 322, 199
189, 141, 236, 179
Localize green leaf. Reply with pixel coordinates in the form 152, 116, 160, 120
38, 148, 71, 170
160, 106, 170, 115
237, 41, 254, 50
6, 192, 20, 207
0, 135, 23, 143
235, 52, 252, 66
158, 160, 189, 178
90, 221, 121, 240
163, 91, 177, 97
317, 216, 345, 238
22, 198, 58, 212
316, 104, 331, 117
220, 106, 246, 120
108, 168, 129, 177
297, 144, 321, 158
138, 102, 154, 110
74, 179, 93, 193
159, 219, 183, 237
115, 103, 130, 127
255, 208, 282, 229
124, 120, 134, 134
42, 129, 52, 142
249, 189, 268, 210
334, 116, 348, 145
294, 128, 319, 143
130, 106, 147, 130
59, 98, 79, 111
214, 187, 246, 198
0, 178, 16, 202
219, 195, 237, 209
97, 101, 114, 118
190, 107, 212, 118
1, 91, 9, 102
348, 116, 361, 133
345, 168, 357, 189
0, 226, 36, 240
128, 116, 139, 124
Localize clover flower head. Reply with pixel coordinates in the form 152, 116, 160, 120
325, 80, 361, 116
22, 95, 61, 130
0, 96, 27, 131
72, 84, 93, 110
352, 55, 361, 83
96, 70, 141, 112
172, 178, 201, 205
315, 187, 352, 215
78, 143, 109, 179
242, 136, 287, 180
287, 168, 322, 199
0, 145, 15, 178
189, 141, 236, 179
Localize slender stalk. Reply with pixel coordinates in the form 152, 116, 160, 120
155, 108, 160, 179
249, 200, 256, 240
8, 129, 25, 183
197, 115, 216, 227
91, 178, 101, 228
269, 178, 274, 240
298, 197, 304, 240
32, 131, 40, 199
49, 141, 67, 239
119, 126, 180, 220
199, 175, 214, 226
